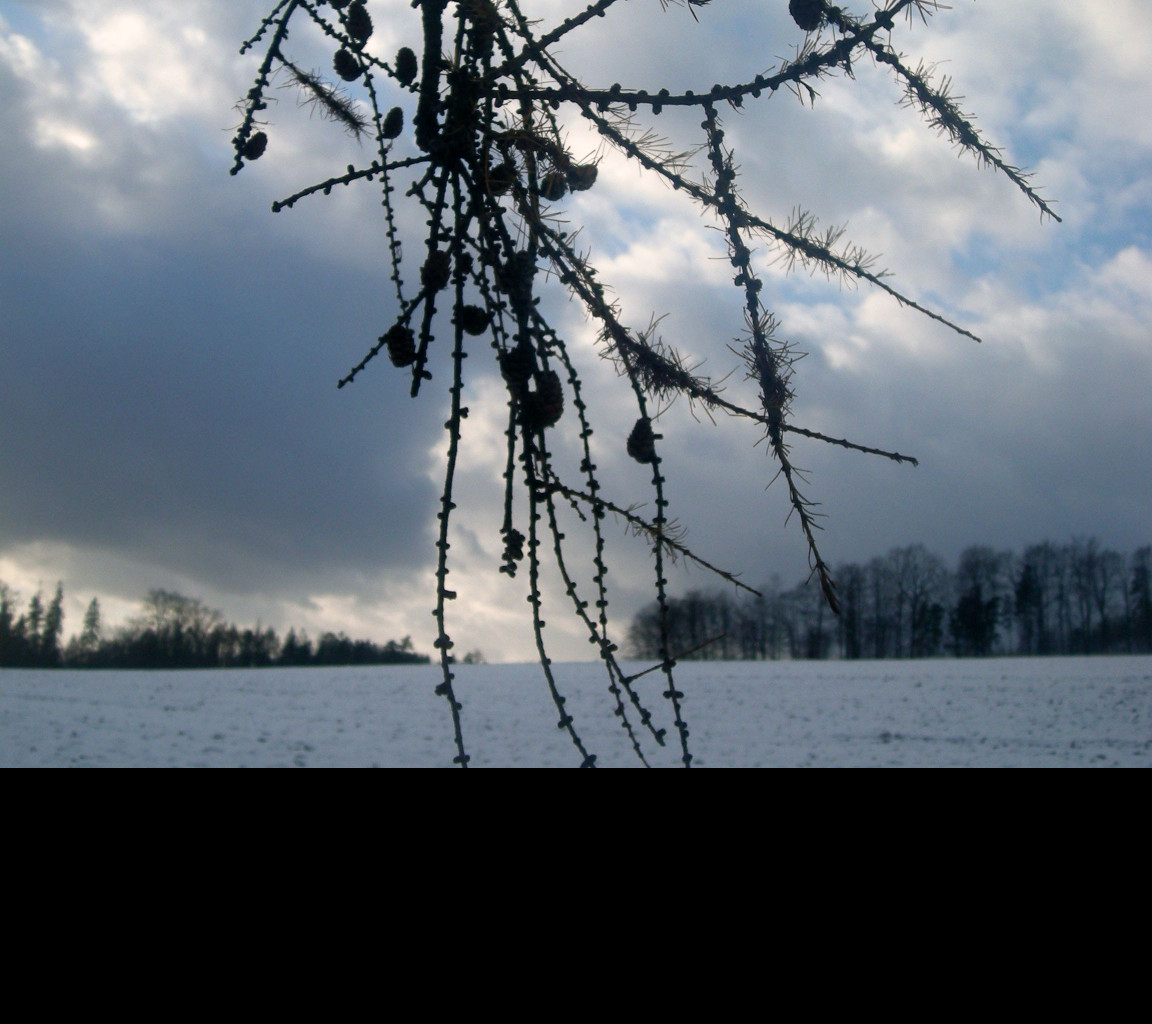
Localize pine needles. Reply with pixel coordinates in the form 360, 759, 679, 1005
231, 0, 1057, 766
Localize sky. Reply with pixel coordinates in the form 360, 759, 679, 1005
2, 0, 1150, 663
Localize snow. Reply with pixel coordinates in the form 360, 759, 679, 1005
2, 656, 1149, 767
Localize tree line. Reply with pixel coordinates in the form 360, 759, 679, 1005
628, 538, 1152, 661
0, 585, 429, 669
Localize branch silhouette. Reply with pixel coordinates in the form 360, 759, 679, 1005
232, 0, 1056, 767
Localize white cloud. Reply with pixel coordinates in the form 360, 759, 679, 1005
78, 11, 208, 121
34, 117, 100, 153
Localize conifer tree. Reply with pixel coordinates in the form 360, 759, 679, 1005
75, 597, 102, 665
41, 583, 65, 667
25, 590, 44, 661
0, 582, 19, 666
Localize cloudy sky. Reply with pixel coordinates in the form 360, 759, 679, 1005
2, 0, 1150, 662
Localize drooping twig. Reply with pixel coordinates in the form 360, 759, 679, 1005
232, 0, 1058, 767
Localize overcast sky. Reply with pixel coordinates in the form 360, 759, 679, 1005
2, 1, 1150, 662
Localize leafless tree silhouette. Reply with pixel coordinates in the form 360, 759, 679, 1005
232, 0, 1057, 766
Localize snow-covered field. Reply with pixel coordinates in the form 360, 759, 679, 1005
2, 656, 1149, 767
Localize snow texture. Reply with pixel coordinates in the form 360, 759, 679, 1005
2, 657, 1149, 768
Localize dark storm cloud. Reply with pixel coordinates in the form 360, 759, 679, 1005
0, 18, 443, 603
1, 227, 442, 590
2, 2, 1151, 661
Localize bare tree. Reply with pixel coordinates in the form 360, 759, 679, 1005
834, 561, 866, 659
889, 544, 947, 658
950, 545, 1009, 656
231, 1, 1057, 765
1131, 546, 1152, 653
1016, 542, 1057, 655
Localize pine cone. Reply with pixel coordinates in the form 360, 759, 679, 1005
243, 131, 267, 160
382, 107, 404, 140
421, 250, 451, 293
567, 164, 598, 192
789, 0, 824, 33
394, 47, 418, 87
487, 161, 518, 196
333, 48, 359, 82
523, 370, 564, 429
500, 343, 535, 386
538, 171, 567, 202
457, 305, 490, 336
627, 417, 657, 463
384, 324, 416, 367
346, 2, 373, 46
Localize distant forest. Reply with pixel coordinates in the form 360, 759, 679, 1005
629, 538, 1152, 661
5, 536, 1149, 668
0, 585, 430, 670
